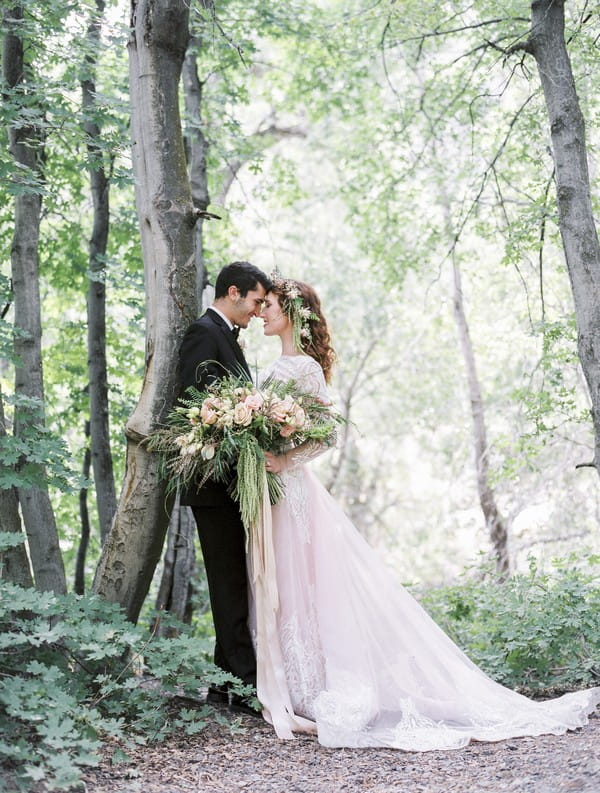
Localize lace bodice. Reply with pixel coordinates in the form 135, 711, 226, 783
258, 355, 330, 403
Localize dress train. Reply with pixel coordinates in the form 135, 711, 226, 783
248, 355, 600, 751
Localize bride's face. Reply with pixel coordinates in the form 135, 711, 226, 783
261, 292, 291, 337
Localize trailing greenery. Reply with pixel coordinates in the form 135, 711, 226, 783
0, 394, 85, 494
0, 553, 249, 791
418, 553, 600, 694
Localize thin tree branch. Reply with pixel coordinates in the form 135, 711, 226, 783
215, 118, 307, 205
326, 338, 377, 493
445, 93, 536, 260
538, 168, 555, 339
383, 17, 531, 49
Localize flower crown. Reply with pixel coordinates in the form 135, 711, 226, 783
270, 271, 319, 351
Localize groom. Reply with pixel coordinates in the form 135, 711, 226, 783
179, 261, 271, 715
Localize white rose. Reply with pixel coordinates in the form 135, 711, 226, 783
218, 412, 234, 428
289, 405, 306, 429
233, 402, 253, 426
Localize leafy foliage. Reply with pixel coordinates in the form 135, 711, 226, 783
0, 394, 86, 492
0, 552, 247, 791
419, 553, 600, 693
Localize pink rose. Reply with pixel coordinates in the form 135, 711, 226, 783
245, 392, 264, 411
269, 395, 295, 423
200, 403, 218, 425
279, 424, 295, 438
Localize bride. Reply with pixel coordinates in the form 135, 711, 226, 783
249, 273, 600, 751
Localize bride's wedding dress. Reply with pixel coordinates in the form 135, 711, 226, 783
248, 354, 600, 751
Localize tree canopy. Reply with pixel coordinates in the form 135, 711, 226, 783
1, 0, 599, 591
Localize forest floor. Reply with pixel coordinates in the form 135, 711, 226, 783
82, 705, 599, 793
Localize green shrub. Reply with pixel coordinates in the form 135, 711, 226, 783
0, 577, 247, 792
418, 553, 600, 693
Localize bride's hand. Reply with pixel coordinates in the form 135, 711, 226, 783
264, 451, 286, 475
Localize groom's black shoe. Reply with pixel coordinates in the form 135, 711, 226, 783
206, 685, 229, 706
229, 694, 262, 718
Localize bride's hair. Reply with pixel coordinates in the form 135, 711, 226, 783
272, 279, 336, 383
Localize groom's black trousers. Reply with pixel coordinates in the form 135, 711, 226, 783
192, 501, 256, 688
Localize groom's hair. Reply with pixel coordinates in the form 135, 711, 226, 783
215, 261, 271, 298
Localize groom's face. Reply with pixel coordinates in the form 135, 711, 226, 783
229, 284, 266, 328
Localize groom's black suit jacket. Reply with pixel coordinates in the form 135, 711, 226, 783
178, 308, 257, 687
178, 308, 251, 506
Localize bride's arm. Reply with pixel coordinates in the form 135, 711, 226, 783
265, 358, 335, 474
265, 436, 333, 474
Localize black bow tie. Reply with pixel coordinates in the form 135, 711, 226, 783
232, 326, 240, 340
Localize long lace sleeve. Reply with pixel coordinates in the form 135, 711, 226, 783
278, 357, 335, 471
282, 438, 330, 470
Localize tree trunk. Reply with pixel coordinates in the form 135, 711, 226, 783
452, 259, 510, 576
528, 0, 600, 473
154, 493, 196, 637
81, 0, 117, 543
92, 0, 197, 622
435, 170, 510, 574
182, 43, 210, 306
75, 420, 92, 595
152, 40, 210, 629
0, 384, 33, 588
3, 2, 67, 595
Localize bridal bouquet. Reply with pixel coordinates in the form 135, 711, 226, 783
149, 375, 341, 532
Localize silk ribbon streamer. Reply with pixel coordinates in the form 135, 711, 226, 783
250, 471, 317, 739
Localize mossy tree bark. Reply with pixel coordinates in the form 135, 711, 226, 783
92, 0, 197, 621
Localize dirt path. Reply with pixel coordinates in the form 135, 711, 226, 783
83, 709, 599, 793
